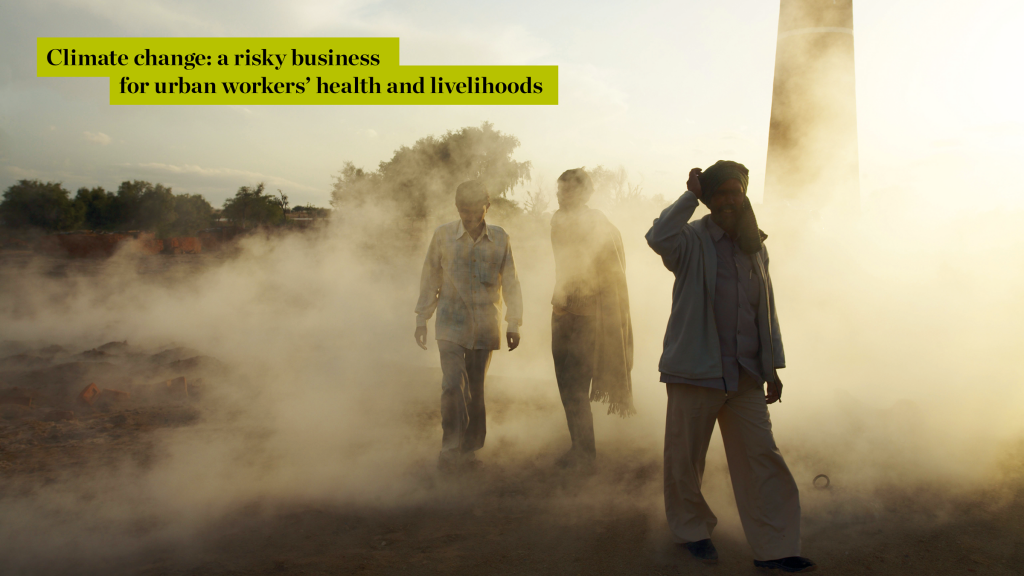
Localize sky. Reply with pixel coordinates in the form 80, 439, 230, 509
1, 0, 1022, 211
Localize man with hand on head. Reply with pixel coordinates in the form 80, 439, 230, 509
415, 179, 523, 472
646, 161, 815, 573
549, 168, 634, 470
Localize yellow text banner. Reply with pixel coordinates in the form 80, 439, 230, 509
37, 37, 557, 105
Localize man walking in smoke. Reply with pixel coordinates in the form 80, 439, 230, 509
549, 169, 634, 469
415, 180, 523, 471
646, 161, 815, 572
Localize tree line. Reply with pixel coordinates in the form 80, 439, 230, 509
0, 179, 328, 236
330, 122, 648, 229
3, 121, 642, 239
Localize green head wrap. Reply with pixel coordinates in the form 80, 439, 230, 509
698, 160, 749, 206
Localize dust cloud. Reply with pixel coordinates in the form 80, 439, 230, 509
1, 162, 1022, 574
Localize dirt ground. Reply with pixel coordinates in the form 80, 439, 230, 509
2, 341, 1022, 576
1, 251, 1023, 575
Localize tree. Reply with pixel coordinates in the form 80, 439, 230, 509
168, 194, 214, 236
0, 180, 84, 230
107, 180, 176, 231
331, 122, 531, 224
74, 186, 118, 230
96, 180, 179, 235
137, 184, 177, 234
291, 204, 330, 218
221, 183, 288, 228
6, 178, 217, 236
110, 180, 147, 230
588, 166, 644, 206
523, 186, 550, 216
330, 163, 381, 210
72, 180, 216, 236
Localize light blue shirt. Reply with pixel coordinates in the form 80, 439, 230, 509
415, 220, 523, 350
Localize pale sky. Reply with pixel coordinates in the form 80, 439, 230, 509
1, 0, 1022, 211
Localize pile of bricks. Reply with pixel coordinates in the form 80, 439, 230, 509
134, 232, 164, 255
163, 237, 201, 254
40, 232, 132, 257
76, 382, 132, 406
1, 375, 197, 424
74, 377, 192, 406
36, 232, 201, 257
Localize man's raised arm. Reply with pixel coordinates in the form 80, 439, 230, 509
646, 167, 704, 272
646, 190, 701, 271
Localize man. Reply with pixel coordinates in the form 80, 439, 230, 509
415, 180, 523, 471
646, 161, 815, 573
549, 168, 634, 468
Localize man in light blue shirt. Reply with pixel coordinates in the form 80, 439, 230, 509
415, 180, 522, 471
646, 161, 814, 573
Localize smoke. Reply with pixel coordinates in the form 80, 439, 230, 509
1, 151, 1023, 573
0, 196, 663, 572
749, 0, 1024, 512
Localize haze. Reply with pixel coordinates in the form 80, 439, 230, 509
1, 0, 1021, 212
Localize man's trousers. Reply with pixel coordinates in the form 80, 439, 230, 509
438, 339, 493, 456
551, 311, 597, 458
664, 370, 802, 560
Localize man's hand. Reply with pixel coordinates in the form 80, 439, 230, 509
414, 326, 428, 350
766, 369, 783, 404
687, 167, 703, 199
506, 332, 520, 351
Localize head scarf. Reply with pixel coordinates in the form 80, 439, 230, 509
735, 196, 766, 255
697, 160, 749, 206
698, 160, 764, 255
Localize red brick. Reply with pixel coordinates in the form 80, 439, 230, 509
101, 388, 131, 401
164, 237, 201, 254
78, 382, 101, 405
50, 232, 133, 258
145, 239, 164, 254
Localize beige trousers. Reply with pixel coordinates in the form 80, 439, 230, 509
663, 371, 802, 560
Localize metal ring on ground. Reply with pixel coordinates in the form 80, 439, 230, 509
813, 474, 830, 489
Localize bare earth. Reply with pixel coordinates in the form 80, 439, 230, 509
2, 343, 1022, 575
1, 251, 1022, 575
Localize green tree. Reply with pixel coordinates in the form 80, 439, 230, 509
291, 204, 330, 218
331, 122, 531, 223
74, 186, 119, 230
107, 180, 203, 236
109, 180, 154, 230
169, 194, 214, 236
222, 183, 288, 228
137, 184, 176, 234
0, 180, 84, 230
72, 180, 213, 236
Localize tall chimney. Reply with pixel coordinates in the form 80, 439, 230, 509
764, 0, 860, 211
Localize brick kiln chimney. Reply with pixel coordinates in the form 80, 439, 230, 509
765, 0, 860, 212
